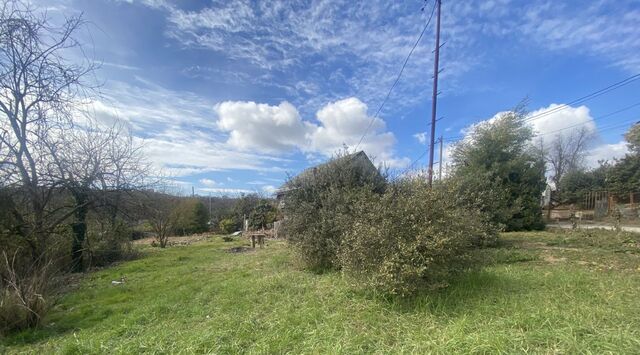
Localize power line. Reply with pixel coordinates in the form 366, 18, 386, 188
354, 0, 437, 151
441, 100, 640, 146
441, 74, 640, 143
536, 101, 640, 138
521, 73, 640, 123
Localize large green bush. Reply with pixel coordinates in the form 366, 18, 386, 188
449, 108, 546, 231
339, 179, 497, 296
282, 152, 386, 271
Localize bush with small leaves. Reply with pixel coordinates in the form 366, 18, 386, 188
339, 179, 498, 296
282, 151, 386, 271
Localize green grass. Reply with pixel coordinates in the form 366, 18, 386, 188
3, 230, 640, 354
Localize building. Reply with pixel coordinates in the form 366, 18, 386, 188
275, 150, 381, 208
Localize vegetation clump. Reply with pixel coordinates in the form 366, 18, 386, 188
283, 152, 496, 295
449, 107, 546, 231
282, 151, 386, 271
340, 179, 497, 295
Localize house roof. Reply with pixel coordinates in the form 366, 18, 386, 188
276, 151, 378, 195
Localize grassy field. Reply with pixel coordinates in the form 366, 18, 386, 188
2, 229, 640, 354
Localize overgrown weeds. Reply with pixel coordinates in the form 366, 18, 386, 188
0, 252, 53, 335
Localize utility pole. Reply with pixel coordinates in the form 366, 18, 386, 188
438, 135, 443, 181
427, 0, 442, 187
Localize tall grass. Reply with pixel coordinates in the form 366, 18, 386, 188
2, 232, 640, 353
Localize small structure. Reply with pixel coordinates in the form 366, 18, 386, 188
275, 150, 381, 208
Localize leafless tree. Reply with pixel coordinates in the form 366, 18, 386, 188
145, 191, 179, 248
49, 120, 149, 271
0, 1, 95, 260
544, 127, 594, 190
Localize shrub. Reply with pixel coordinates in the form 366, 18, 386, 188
282, 151, 386, 271
339, 179, 497, 296
449, 108, 546, 231
219, 218, 237, 235
87, 221, 139, 268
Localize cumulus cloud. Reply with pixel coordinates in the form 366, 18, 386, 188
214, 97, 408, 168
455, 103, 631, 171
308, 98, 390, 155
140, 129, 290, 176
215, 101, 311, 153
262, 185, 277, 194
585, 141, 629, 168
529, 104, 596, 137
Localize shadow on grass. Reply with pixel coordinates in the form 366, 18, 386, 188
351, 265, 532, 317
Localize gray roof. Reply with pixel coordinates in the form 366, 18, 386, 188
276, 151, 378, 195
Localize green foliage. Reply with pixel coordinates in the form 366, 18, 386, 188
339, 179, 497, 296
624, 122, 640, 154
86, 220, 138, 268
219, 218, 237, 235
449, 108, 546, 231
231, 194, 261, 227
282, 151, 386, 271
558, 166, 608, 205
248, 200, 277, 229
193, 201, 210, 233
608, 154, 640, 195
171, 199, 210, 235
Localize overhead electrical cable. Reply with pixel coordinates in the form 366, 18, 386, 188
354, 0, 437, 151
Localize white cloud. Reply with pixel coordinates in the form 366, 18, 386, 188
413, 132, 427, 144
307, 97, 406, 168
197, 187, 254, 195
455, 103, 631, 172
215, 101, 311, 153
529, 104, 596, 138
585, 141, 629, 168
213, 97, 408, 169
199, 178, 217, 186
520, 1, 640, 72
262, 185, 277, 194
140, 129, 290, 176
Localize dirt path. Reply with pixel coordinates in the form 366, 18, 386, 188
548, 223, 640, 233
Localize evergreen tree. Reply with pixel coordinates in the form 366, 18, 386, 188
450, 107, 546, 231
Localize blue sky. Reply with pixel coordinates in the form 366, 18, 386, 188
39, 0, 640, 195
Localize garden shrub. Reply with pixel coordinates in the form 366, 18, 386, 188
219, 218, 237, 235
339, 179, 498, 296
282, 152, 386, 271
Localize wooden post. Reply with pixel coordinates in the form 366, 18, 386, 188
608, 194, 614, 214
630, 192, 634, 208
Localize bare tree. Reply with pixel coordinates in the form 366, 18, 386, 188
49, 120, 149, 271
545, 127, 594, 190
0, 1, 95, 260
145, 192, 178, 248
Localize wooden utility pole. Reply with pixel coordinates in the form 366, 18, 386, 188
427, 0, 442, 187
438, 135, 443, 180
